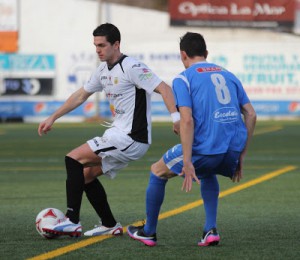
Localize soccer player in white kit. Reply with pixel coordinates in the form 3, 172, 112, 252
38, 23, 180, 237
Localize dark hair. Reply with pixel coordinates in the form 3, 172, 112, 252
93, 23, 121, 45
180, 32, 207, 58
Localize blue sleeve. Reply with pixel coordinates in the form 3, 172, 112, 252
229, 72, 250, 106
172, 75, 192, 108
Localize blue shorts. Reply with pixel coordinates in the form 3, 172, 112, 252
163, 144, 240, 179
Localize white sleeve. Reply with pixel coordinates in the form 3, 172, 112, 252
127, 61, 162, 94
83, 67, 103, 93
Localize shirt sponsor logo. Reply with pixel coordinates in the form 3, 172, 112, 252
106, 93, 122, 98
93, 138, 99, 147
212, 107, 239, 123
132, 63, 141, 68
138, 68, 153, 81
115, 108, 125, 114
197, 67, 222, 73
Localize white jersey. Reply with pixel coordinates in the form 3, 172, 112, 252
84, 55, 162, 144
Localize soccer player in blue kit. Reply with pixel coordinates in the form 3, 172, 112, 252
128, 32, 257, 247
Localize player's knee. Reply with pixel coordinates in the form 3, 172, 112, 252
150, 161, 160, 175
84, 166, 102, 182
66, 151, 79, 162
151, 160, 170, 178
65, 155, 80, 165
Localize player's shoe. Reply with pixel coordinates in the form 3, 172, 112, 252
42, 217, 82, 237
198, 228, 220, 246
127, 225, 157, 247
84, 222, 123, 236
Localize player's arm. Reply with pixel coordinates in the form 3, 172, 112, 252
233, 102, 256, 182
38, 87, 93, 136
178, 106, 200, 192
154, 81, 180, 134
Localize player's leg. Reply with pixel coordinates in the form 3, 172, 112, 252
198, 174, 220, 246
83, 166, 121, 236
127, 157, 172, 246
84, 131, 149, 236
197, 151, 240, 245
43, 143, 100, 237
191, 154, 225, 246
84, 165, 102, 184
196, 152, 239, 246
64, 143, 101, 223
144, 158, 174, 234
127, 145, 180, 246
201, 175, 219, 233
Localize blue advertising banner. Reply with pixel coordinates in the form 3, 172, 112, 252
0, 54, 55, 71
0, 101, 110, 119
1, 100, 300, 120
0, 54, 56, 97
152, 100, 300, 117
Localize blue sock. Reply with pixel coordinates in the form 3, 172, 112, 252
200, 175, 219, 232
144, 172, 167, 235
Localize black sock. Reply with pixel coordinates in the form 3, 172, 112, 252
84, 178, 117, 227
65, 156, 84, 224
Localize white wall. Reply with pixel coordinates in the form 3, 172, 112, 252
18, 0, 300, 96
2, 0, 300, 119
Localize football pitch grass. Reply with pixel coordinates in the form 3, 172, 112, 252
0, 120, 299, 260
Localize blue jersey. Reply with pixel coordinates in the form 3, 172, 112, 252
172, 62, 250, 155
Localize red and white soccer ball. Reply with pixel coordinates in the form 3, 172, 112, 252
35, 208, 65, 239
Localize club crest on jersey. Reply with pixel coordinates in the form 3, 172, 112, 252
102, 76, 118, 85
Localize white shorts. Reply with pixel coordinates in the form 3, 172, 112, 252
87, 127, 150, 179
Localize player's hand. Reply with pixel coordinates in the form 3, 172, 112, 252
232, 158, 244, 182
173, 120, 180, 135
38, 117, 54, 136
179, 161, 200, 192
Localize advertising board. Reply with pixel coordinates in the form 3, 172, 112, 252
169, 0, 295, 30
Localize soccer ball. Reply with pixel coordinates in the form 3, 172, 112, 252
35, 208, 65, 239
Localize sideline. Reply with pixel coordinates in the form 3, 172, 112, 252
27, 165, 296, 260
